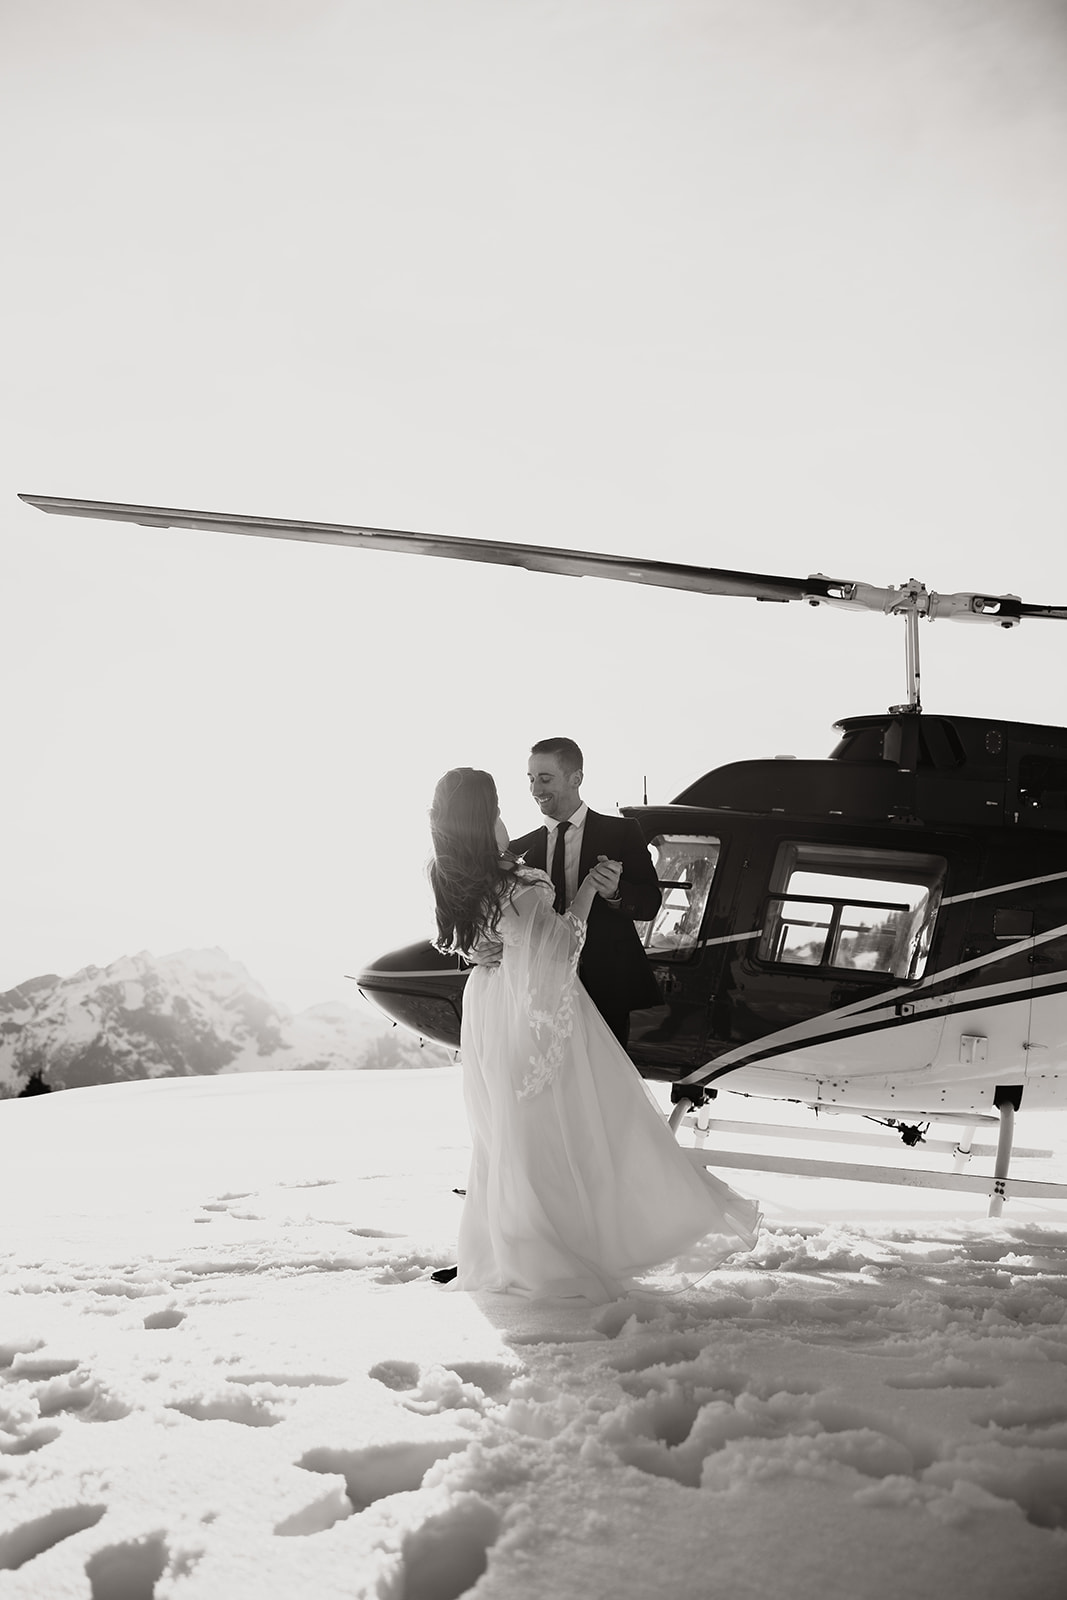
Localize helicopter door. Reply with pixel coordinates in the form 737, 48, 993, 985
628, 834, 723, 1071
637, 834, 721, 959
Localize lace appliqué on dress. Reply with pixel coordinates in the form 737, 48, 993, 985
517, 909, 587, 1101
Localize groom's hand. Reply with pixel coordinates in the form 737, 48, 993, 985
590, 855, 623, 899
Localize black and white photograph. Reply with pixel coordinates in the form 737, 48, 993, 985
2, 3, 1066, 1597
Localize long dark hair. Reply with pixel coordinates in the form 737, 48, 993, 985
429, 768, 523, 956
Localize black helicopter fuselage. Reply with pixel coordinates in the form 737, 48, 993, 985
360, 711, 1067, 1119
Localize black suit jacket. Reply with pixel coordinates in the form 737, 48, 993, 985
508, 809, 663, 1020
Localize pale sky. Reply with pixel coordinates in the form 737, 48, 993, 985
3, 0, 1066, 1011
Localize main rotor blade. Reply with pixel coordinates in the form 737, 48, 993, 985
15, 494, 840, 604
1011, 599, 1067, 622
19, 494, 1067, 622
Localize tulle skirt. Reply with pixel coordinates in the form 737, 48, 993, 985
456, 964, 761, 1303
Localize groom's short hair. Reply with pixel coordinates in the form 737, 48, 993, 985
530, 737, 584, 775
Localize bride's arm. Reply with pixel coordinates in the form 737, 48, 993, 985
512, 861, 617, 929
569, 873, 598, 924
569, 855, 621, 923
507, 877, 587, 1099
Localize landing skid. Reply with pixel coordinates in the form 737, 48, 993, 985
669, 1096, 1067, 1216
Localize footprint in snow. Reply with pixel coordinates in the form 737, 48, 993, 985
85, 1535, 169, 1596
167, 1391, 282, 1427
400, 1498, 500, 1600
298, 1438, 470, 1512
0, 1504, 106, 1573
369, 1358, 520, 1409
227, 1371, 347, 1389
281, 1459, 501, 1600
143, 1307, 186, 1330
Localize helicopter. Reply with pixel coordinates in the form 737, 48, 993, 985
19, 492, 1067, 1214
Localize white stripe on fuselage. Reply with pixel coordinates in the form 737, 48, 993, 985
678, 917, 1067, 1083
941, 867, 1067, 905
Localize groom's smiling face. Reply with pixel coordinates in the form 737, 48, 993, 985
528, 752, 583, 823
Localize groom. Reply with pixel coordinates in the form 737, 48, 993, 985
510, 736, 663, 1047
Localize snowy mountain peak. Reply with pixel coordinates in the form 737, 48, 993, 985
0, 949, 449, 1096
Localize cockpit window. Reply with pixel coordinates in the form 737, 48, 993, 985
637, 835, 720, 960
758, 841, 945, 980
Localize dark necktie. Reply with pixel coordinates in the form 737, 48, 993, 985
550, 819, 570, 913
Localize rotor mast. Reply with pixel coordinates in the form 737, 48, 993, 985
890, 581, 927, 715
810, 574, 1035, 718
811, 573, 930, 715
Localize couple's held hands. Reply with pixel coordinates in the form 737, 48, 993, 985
566, 856, 623, 924
587, 855, 622, 901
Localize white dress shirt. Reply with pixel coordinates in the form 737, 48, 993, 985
544, 803, 588, 909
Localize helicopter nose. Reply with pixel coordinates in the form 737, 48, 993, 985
354, 939, 466, 1050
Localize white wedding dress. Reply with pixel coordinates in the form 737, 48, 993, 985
456, 869, 761, 1303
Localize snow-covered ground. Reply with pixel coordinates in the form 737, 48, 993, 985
1, 1069, 1065, 1600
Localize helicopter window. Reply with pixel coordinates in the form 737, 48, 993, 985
637, 835, 720, 960
759, 842, 945, 980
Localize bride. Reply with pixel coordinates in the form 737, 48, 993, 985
429, 766, 761, 1303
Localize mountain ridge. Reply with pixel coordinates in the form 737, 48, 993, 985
0, 947, 449, 1095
